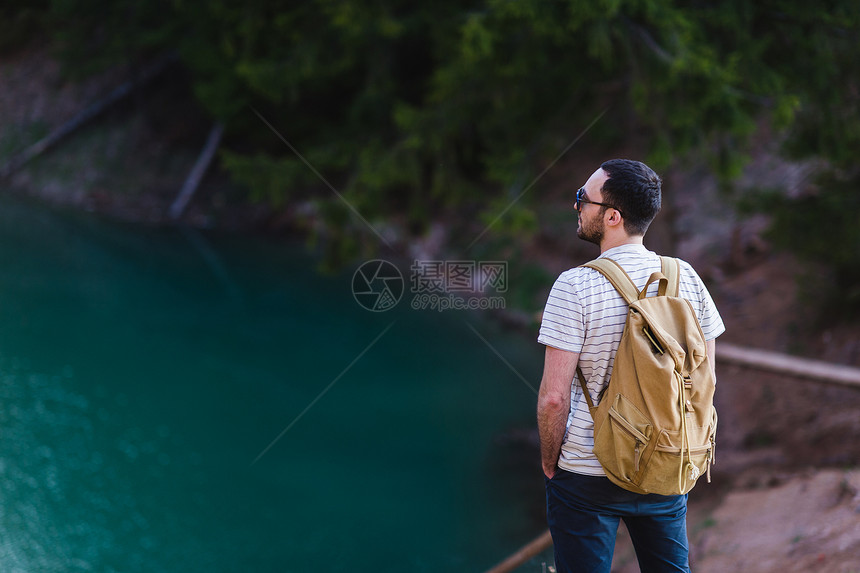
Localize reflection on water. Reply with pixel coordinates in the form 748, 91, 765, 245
0, 196, 547, 572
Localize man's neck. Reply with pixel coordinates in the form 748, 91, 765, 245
599, 234, 644, 254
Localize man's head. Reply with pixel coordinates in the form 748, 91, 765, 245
574, 159, 662, 247
597, 159, 662, 236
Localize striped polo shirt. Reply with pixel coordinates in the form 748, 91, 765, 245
538, 244, 725, 476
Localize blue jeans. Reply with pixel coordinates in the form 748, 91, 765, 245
545, 470, 690, 573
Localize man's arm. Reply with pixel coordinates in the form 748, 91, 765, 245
537, 345, 579, 479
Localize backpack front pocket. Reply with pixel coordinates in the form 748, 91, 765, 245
636, 431, 712, 494
593, 394, 653, 483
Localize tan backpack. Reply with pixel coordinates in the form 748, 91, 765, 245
576, 256, 717, 495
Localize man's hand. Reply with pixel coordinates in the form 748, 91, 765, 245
537, 346, 578, 480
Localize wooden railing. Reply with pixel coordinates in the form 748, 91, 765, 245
717, 343, 860, 389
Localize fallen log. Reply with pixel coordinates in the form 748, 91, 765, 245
482, 529, 553, 573
168, 121, 224, 220
0, 53, 177, 180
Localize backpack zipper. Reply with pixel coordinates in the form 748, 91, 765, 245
634, 439, 642, 473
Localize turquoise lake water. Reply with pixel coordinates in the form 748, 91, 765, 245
0, 196, 549, 571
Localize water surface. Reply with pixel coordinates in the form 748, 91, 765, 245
0, 196, 548, 572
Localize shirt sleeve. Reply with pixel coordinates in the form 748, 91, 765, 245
682, 263, 726, 341
697, 280, 725, 341
537, 272, 585, 353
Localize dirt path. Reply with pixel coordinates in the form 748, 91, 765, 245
694, 469, 860, 572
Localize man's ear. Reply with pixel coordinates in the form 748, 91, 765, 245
605, 209, 623, 227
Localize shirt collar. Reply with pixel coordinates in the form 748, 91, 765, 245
597, 243, 651, 259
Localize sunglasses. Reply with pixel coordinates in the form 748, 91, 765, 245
575, 187, 623, 217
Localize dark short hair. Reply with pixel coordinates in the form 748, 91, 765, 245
599, 159, 662, 235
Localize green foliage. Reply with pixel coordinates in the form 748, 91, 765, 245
749, 170, 860, 318
219, 151, 308, 207
725, 2, 860, 315
507, 261, 555, 313
32, 0, 860, 302
48, 0, 180, 77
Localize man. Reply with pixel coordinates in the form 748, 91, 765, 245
536, 159, 725, 572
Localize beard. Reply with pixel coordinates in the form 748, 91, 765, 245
577, 213, 604, 245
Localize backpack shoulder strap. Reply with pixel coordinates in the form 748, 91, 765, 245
576, 367, 597, 415
582, 258, 638, 304
660, 256, 680, 297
